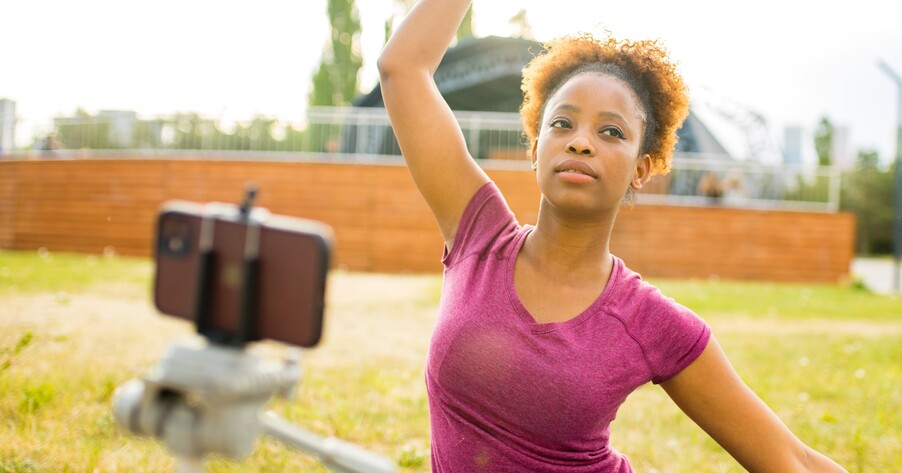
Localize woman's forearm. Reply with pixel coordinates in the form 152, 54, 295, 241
377, 0, 472, 76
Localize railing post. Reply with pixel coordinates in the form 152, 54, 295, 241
470, 116, 481, 159
878, 60, 902, 293
356, 109, 364, 155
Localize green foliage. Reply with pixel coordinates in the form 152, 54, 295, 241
20, 382, 55, 415
384, 0, 416, 45
841, 150, 895, 254
0, 458, 42, 473
456, 5, 474, 40
167, 113, 308, 152
37, 109, 313, 153
1, 332, 33, 372
305, 122, 343, 153
384, 17, 393, 45
54, 121, 113, 149
856, 148, 880, 169
814, 116, 834, 167
396, 443, 427, 468
782, 172, 832, 204
309, 0, 363, 107
508, 9, 535, 40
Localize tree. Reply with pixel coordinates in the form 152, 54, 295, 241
456, 5, 474, 40
384, 16, 393, 45
53, 108, 114, 150
384, 0, 416, 45
855, 149, 880, 169
814, 116, 834, 167
508, 9, 534, 40
841, 149, 894, 254
309, 0, 363, 107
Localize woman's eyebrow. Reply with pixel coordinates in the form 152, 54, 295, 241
546, 103, 580, 116
549, 104, 634, 132
597, 111, 632, 132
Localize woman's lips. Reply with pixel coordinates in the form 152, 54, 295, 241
554, 159, 598, 179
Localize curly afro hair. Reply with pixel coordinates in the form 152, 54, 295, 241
520, 32, 689, 175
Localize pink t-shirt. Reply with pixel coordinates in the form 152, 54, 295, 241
427, 182, 711, 472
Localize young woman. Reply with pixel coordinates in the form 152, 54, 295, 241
378, 1, 848, 471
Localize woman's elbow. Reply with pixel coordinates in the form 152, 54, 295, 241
376, 51, 402, 80
376, 54, 392, 78
378, 45, 432, 80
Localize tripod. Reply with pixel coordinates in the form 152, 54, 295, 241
112, 188, 396, 473
113, 341, 395, 473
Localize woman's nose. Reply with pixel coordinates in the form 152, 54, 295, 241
567, 134, 594, 155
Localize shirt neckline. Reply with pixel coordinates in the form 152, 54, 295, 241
504, 225, 623, 334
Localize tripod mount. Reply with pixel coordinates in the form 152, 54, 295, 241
112, 188, 395, 473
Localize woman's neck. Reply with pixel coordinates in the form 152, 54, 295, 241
524, 200, 619, 281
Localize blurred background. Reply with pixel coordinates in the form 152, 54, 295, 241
2, 0, 900, 163
1, 2, 901, 472
2, 1, 900, 269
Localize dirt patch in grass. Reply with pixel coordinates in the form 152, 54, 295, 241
0, 272, 442, 375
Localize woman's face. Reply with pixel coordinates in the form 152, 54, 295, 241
533, 72, 650, 215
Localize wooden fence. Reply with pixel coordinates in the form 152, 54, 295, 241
0, 158, 855, 282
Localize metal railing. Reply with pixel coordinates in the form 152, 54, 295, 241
3, 106, 840, 212
636, 154, 841, 212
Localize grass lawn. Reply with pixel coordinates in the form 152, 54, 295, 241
1, 249, 899, 472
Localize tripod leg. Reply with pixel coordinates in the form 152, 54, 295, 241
176, 456, 204, 473
260, 411, 395, 473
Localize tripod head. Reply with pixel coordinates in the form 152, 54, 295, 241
112, 187, 395, 473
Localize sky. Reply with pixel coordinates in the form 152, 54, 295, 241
3, 0, 901, 166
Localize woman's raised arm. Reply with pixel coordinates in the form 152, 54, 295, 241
378, 0, 490, 248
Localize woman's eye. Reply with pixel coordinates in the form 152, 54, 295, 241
549, 118, 571, 129
602, 127, 625, 139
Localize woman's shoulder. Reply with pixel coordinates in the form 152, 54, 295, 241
604, 258, 688, 321
605, 258, 711, 381
443, 181, 522, 268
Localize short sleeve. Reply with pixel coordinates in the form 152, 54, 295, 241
627, 283, 711, 384
442, 181, 518, 268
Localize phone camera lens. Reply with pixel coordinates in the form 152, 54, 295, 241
168, 237, 185, 253
159, 217, 191, 256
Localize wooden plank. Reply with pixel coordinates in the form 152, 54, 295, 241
0, 162, 19, 247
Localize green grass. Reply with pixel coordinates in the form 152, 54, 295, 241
0, 249, 900, 472
652, 277, 900, 322
0, 248, 152, 298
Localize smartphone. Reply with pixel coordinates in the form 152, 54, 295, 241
153, 200, 332, 347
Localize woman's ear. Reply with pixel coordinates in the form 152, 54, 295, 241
631, 154, 652, 190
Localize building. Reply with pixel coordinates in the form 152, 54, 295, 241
783, 126, 803, 168
353, 35, 731, 160
0, 98, 15, 155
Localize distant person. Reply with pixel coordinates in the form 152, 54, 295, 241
697, 170, 724, 203
324, 136, 340, 154
379, 0, 847, 471
721, 170, 748, 205
40, 133, 61, 156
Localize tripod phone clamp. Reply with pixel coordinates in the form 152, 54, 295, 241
112, 187, 396, 473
